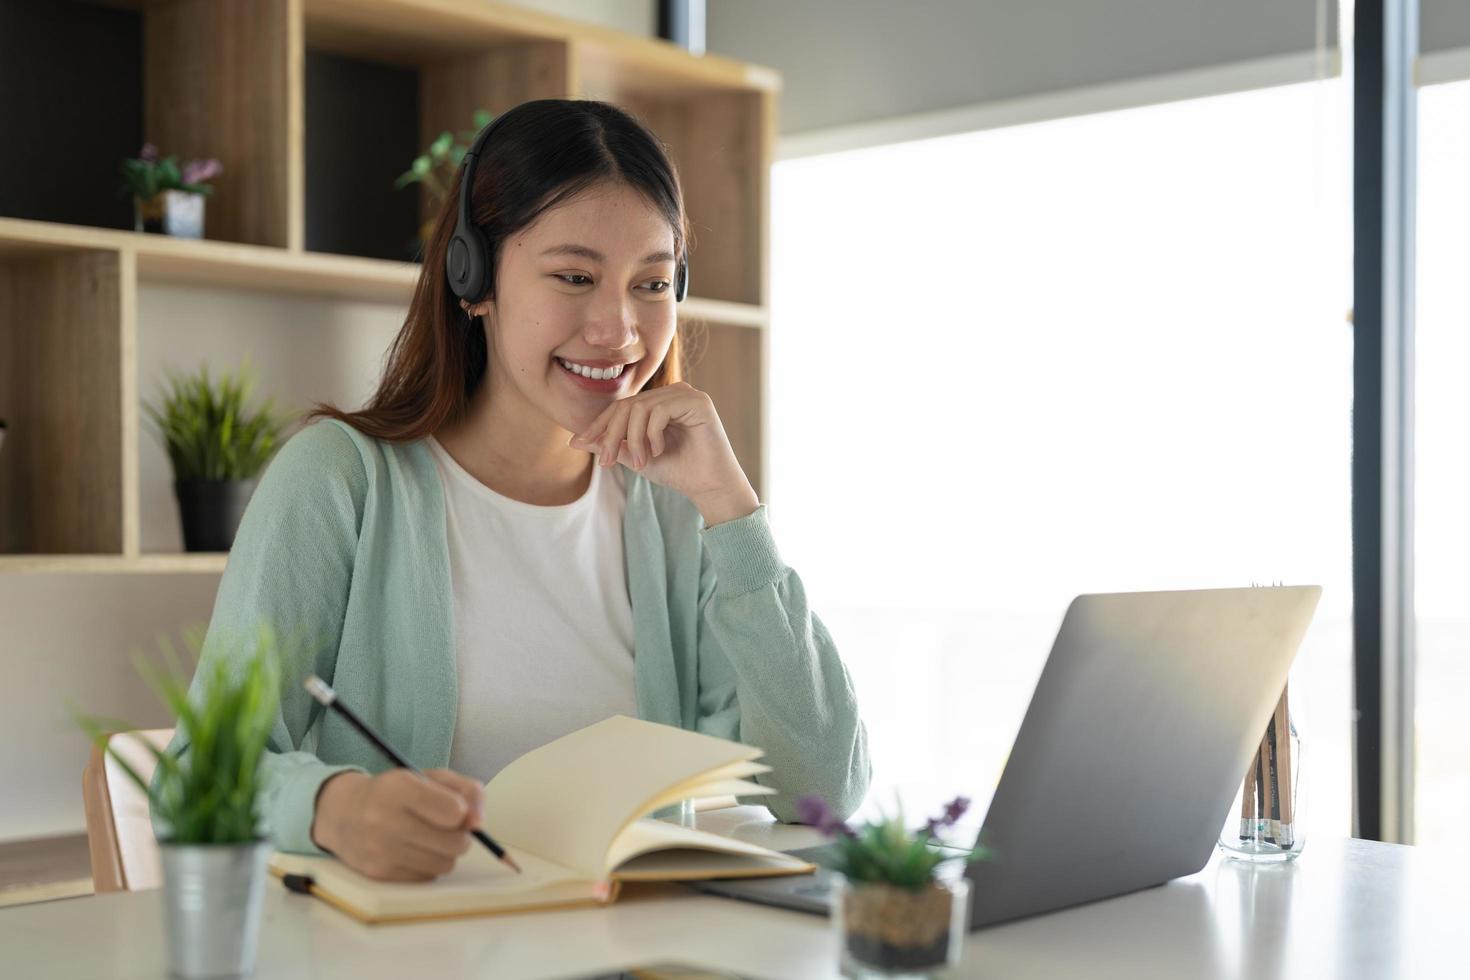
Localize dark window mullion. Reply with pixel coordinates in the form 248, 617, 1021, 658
1352, 0, 1418, 844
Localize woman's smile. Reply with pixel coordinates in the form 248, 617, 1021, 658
554, 355, 639, 393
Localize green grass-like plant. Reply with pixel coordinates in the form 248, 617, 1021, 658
74, 628, 281, 845
797, 794, 991, 889
144, 362, 291, 481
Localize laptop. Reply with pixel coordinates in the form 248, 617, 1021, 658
692, 586, 1321, 929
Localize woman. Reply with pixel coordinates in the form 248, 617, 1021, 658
165, 99, 869, 881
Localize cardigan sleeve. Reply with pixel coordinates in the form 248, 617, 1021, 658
151, 421, 370, 854
694, 504, 871, 822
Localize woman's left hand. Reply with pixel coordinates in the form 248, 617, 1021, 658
568, 381, 760, 526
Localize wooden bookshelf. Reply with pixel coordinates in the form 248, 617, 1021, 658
0, 0, 778, 571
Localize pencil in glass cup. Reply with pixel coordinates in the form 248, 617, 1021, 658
303, 675, 520, 873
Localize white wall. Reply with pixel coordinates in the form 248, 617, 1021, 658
1424, 0, 1470, 56
1422, 0, 1470, 86
0, 288, 404, 842
708, 0, 1337, 134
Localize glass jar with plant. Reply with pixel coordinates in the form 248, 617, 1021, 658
143, 362, 290, 552
120, 143, 222, 238
798, 794, 989, 979
395, 108, 493, 255
75, 629, 280, 979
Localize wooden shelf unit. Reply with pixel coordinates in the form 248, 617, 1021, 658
0, 0, 778, 571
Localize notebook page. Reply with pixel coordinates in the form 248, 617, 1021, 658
481, 715, 763, 878
639, 778, 774, 815
270, 845, 587, 919
603, 818, 814, 878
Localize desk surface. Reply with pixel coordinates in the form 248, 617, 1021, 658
3, 807, 1467, 980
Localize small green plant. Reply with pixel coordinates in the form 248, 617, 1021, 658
144, 362, 291, 481
120, 143, 222, 201
394, 108, 495, 211
74, 628, 281, 845
796, 794, 991, 889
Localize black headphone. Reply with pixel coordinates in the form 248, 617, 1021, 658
446, 113, 689, 305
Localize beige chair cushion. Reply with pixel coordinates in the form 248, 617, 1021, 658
83, 729, 172, 892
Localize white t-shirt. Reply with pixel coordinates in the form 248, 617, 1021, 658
426, 436, 638, 784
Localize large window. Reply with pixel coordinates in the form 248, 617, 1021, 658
1413, 78, 1470, 850
768, 79, 1354, 833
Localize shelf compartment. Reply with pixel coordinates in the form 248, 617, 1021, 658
304, 35, 574, 262
0, 0, 144, 234
143, 0, 301, 249
0, 249, 130, 554
1, 0, 296, 247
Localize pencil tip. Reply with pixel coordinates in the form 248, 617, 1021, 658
504, 854, 522, 874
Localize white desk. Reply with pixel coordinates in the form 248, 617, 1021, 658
3, 807, 1467, 979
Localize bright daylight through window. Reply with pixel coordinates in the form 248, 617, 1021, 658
1414, 77, 1470, 850
768, 78, 1356, 836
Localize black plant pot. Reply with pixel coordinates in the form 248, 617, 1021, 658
174, 479, 255, 552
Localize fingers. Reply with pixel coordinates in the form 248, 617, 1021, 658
594, 400, 633, 467
391, 769, 471, 830
625, 399, 652, 468
568, 383, 708, 468
648, 402, 671, 458
393, 835, 467, 878
426, 769, 484, 829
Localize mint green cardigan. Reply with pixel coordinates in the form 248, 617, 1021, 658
159, 419, 869, 853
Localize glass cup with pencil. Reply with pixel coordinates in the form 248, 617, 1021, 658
1219, 680, 1304, 862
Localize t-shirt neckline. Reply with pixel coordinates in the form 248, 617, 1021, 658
425, 435, 601, 517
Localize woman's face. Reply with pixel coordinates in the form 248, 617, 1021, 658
477, 181, 679, 435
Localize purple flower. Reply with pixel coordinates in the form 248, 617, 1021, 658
796, 794, 855, 839
923, 795, 971, 836
181, 158, 222, 186
139, 143, 159, 163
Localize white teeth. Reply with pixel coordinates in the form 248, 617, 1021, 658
558, 358, 625, 381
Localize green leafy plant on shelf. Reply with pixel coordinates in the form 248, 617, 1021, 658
395, 108, 495, 248
796, 794, 991, 888
73, 627, 281, 844
143, 362, 291, 482
119, 143, 223, 201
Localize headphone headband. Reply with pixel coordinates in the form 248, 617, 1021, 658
446, 109, 689, 305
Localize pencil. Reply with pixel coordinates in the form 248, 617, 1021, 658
303, 675, 521, 874
1265, 712, 1281, 844
1275, 684, 1295, 846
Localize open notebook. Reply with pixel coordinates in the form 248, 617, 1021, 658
269, 715, 816, 923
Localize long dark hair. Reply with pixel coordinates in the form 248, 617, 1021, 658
310, 99, 691, 441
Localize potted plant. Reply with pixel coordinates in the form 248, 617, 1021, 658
797, 794, 990, 978
75, 629, 280, 979
395, 108, 493, 256
120, 143, 222, 238
143, 362, 290, 552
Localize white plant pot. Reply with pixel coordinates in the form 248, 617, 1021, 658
159, 840, 271, 978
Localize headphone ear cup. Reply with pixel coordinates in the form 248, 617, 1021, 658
447, 223, 493, 303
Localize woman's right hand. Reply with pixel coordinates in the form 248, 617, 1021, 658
309, 768, 485, 881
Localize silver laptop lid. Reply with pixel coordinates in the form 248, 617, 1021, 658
966, 586, 1321, 928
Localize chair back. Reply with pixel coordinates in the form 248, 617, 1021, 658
81, 729, 172, 892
